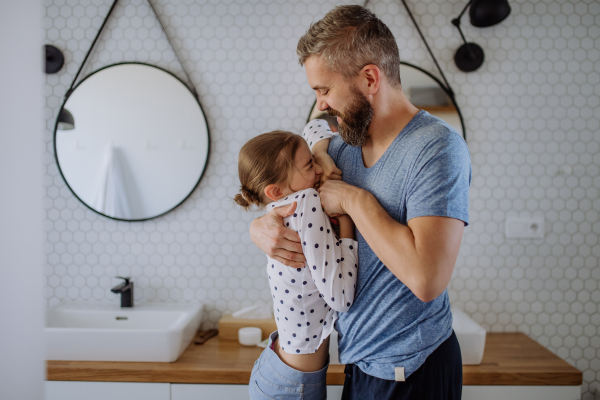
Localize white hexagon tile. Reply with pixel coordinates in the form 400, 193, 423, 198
43, 0, 599, 397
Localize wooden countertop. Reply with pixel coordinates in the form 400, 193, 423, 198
47, 332, 582, 386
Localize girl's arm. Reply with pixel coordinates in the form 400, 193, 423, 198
302, 120, 334, 152
336, 215, 355, 240
303, 121, 340, 184
294, 189, 358, 312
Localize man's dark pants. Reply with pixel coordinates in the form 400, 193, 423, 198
341, 330, 463, 400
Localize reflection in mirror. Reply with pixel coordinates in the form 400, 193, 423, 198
54, 63, 210, 221
399, 63, 464, 137
307, 62, 464, 139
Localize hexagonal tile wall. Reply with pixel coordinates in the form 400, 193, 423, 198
43, 0, 599, 397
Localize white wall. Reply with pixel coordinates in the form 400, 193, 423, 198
0, 1, 45, 399
42, 0, 599, 398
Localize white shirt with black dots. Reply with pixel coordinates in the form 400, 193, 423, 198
266, 188, 358, 355
302, 119, 335, 151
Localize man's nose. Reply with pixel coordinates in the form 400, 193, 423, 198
317, 96, 329, 111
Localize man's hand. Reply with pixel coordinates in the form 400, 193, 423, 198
249, 202, 306, 268
317, 180, 363, 216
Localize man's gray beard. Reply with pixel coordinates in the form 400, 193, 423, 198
328, 86, 373, 147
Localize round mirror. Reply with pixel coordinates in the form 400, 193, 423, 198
54, 63, 210, 221
307, 61, 465, 140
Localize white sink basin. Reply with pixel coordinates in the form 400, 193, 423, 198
451, 307, 486, 365
46, 302, 203, 362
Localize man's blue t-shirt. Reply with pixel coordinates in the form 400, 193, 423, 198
327, 110, 471, 381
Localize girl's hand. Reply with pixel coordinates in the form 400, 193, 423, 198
312, 140, 341, 186
314, 151, 342, 185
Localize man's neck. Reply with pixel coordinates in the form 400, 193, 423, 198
362, 86, 419, 167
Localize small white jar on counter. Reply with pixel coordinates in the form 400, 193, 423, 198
238, 327, 262, 346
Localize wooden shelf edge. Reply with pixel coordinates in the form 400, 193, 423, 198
48, 368, 581, 387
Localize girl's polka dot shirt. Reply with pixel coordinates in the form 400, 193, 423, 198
266, 188, 358, 355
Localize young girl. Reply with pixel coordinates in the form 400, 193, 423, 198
235, 122, 358, 400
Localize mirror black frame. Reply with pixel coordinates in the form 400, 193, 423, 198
307, 61, 466, 141
53, 61, 211, 222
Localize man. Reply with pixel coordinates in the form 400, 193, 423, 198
250, 5, 470, 399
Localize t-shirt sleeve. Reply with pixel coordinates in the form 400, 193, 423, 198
302, 119, 335, 152
293, 189, 358, 312
406, 131, 471, 226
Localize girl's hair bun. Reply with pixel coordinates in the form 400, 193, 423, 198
234, 186, 262, 210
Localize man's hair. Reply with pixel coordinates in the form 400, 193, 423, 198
297, 5, 401, 87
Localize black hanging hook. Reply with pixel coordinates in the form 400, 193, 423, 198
397, 0, 465, 141
399, 0, 455, 99
65, 0, 198, 100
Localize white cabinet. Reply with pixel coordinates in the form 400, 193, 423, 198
462, 385, 581, 400
170, 384, 344, 400
170, 383, 581, 400
171, 384, 250, 400
45, 381, 170, 400
46, 381, 581, 400
328, 385, 344, 399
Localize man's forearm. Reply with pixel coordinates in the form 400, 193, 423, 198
346, 189, 462, 302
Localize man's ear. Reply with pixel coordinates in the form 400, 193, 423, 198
360, 64, 381, 95
264, 184, 284, 201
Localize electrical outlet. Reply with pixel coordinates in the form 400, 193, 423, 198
505, 216, 545, 239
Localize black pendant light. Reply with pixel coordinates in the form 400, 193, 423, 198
452, 0, 511, 72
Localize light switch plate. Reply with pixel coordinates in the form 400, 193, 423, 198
505, 216, 545, 239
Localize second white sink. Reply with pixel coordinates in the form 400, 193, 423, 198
451, 307, 486, 365
46, 302, 203, 362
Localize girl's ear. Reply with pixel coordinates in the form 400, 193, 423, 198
264, 184, 284, 201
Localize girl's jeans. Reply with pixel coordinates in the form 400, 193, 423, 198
249, 331, 329, 400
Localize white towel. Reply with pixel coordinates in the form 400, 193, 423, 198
91, 145, 132, 219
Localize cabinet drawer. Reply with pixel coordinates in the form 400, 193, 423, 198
462, 385, 581, 400
171, 384, 250, 400
171, 384, 345, 400
45, 381, 170, 400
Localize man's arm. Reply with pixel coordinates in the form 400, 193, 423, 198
249, 202, 306, 268
318, 181, 464, 303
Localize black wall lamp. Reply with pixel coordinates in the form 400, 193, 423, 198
451, 0, 511, 72
45, 44, 75, 129
45, 44, 64, 74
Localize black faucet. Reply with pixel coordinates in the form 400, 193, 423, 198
111, 276, 134, 308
